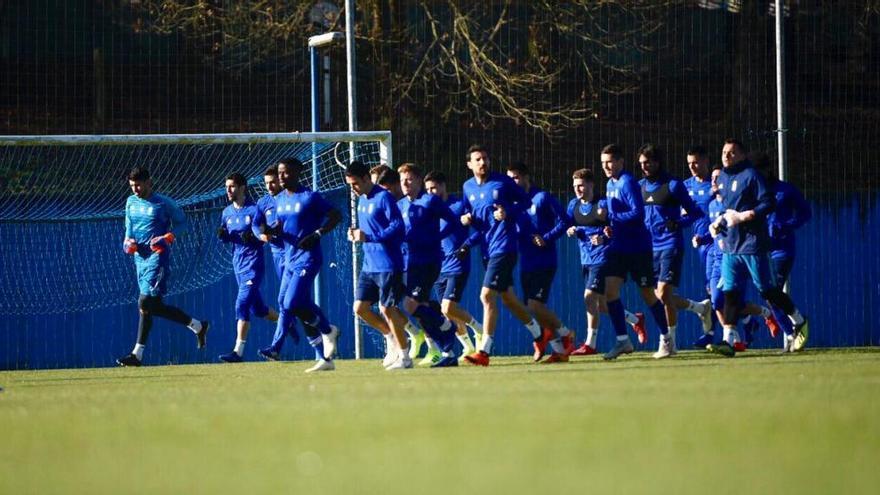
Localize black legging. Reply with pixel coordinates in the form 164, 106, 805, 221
136, 295, 192, 345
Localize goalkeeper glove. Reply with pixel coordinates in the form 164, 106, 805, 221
297, 230, 322, 250
149, 233, 175, 253
123, 238, 138, 255
217, 226, 230, 242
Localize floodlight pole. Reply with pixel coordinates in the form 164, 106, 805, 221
774, 0, 791, 295
345, 0, 364, 360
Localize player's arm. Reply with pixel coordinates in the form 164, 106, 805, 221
150, 196, 187, 252
299, 198, 342, 250
672, 180, 704, 230
432, 196, 459, 239
788, 185, 812, 230
364, 194, 404, 242
123, 198, 137, 254
609, 179, 645, 225
542, 193, 569, 242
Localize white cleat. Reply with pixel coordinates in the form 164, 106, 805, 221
321, 325, 340, 360
653, 338, 674, 359
305, 359, 335, 373
382, 346, 398, 368
698, 299, 713, 332
385, 352, 414, 370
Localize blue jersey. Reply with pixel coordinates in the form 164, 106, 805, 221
398, 191, 458, 268
254, 194, 285, 256
357, 184, 404, 273
274, 186, 334, 270
438, 194, 474, 274
462, 172, 530, 258
519, 187, 567, 272
767, 179, 811, 258
707, 195, 725, 265
716, 161, 774, 255
220, 200, 264, 279
640, 172, 704, 251
124, 192, 188, 260
684, 175, 714, 247
566, 197, 610, 266
605, 171, 651, 254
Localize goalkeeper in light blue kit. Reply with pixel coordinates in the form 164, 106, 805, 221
117, 166, 209, 367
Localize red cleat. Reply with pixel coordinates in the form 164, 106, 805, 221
464, 351, 490, 367
632, 312, 647, 344
541, 352, 570, 364
561, 334, 575, 355
765, 313, 781, 338
532, 328, 554, 362
569, 343, 598, 356
733, 342, 747, 352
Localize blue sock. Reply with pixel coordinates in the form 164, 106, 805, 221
413, 306, 455, 353
607, 299, 628, 337
650, 301, 669, 335
308, 335, 326, 361
772, 304, 793, 336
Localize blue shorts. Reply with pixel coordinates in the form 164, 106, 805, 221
582, 264, 606, 295
604, 251, 655, 288
720, 253, 774, 293
521, 267, 556, 303
708, 254, 745, 311
434, 272, 469, 302
235, 272, 269, 321
136, 256, 169, 297
357, 271, 404, 308
482, 253, 517, 291
653, 247, 684, 287
770, 255, 794, 290
697, 244, 712, 288
404, 263, 441, 302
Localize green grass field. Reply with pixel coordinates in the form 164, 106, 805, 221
2, 348, 879, 494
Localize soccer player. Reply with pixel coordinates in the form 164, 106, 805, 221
707, 139, 809, 356
271, 157, 342, 372
424, 171, 483, 362
216, 172, 279, 363
505, 162, 574, 363
397, 163, 461, 367
636, 144, 712, 358
459, 145, 545, 367
371, 165, 403, 200
752, 151, 812, 350
600, 144, 671, 360
255, 165, 303, 361
346, 160, 414, 370
117, 166, 209, 367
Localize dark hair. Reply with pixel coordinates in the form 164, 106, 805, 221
128, 166, 150, 182
397, 163, 423, 178
466, 144, 487, 161
277, 157, 303, 170
637, 143, 664, 167
263, 165, 278, 177
572, 168, 594, 182
723, 138, 748, 153
687, 145, 708, 158
376, 167, 400, 187
345, 160, 370, 178
424, 171, 446, 185
226, 172, 247, 186
601, 144, 623, 160
506, 161, 529, 176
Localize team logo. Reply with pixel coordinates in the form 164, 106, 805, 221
294, 202, 302, 213
480, 192, 486, 199
469, 194, 476, 201
368, 204, 375, 214
245, 215, 251, 224
731, 180, 738, 192
227, 218, 233, 224
646, 196, 655, 203
492, 189, 499, 200
245, 280, 253, 286
529, 204, 537, 215
147, 207, 153, 214
688, 190, 694, 196
698, 190, 704, 195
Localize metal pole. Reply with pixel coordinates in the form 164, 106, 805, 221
310, 46, 322, 305
775, 0, 787, 182
345, 0, 363, 359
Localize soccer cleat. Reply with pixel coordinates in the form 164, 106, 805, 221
464, 351, 490, 367
418, 351, 442, 367
698, 299, 713, 332
431, 355, 459, 368
321, 325, 340, 360
116, 353, 142, 367
305, 359, 335, 373
693, 333, 714, 349
385, 353, 414, 370
765, 312, 782, 338
408, 329, 425, 359
733, 342, 747, 352
632, 312, 647, 344
382, 345, 398, 368
219, 351, 243, 363
196, 321, 210, 349
653, 338, 674, 359
791, 318, 809, 352
561, 334, 575, 355
707, 342, 736, 357
541, 352, 570, 364
532, 328, 554, 362
258, 347, 281, 361
570, 343, 598, 356
603, 339, 634, 360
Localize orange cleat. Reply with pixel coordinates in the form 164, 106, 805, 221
569, 343, 598, 356
464, 351, 490, 367
561, 334, 575, 355
532, 328, 554, 362
733, 342, 747, 352
765, 313, 781, 338
541, 352, 570, 364
633, 312, 647, 344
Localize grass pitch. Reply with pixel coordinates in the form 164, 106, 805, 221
2, 348, 879, 494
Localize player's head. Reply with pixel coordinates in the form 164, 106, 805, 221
600, 144, 624, 179
345, 160, 372, 195
277, 157, 303, 190
263, 165, 282, 196
572, 168, 595, 202
721, 138, 747, 168
710, 166, 723, 194
637, 143, 664, 179
369, 164, 391, 184
376, 167, 402, 199
424, 170, 448, 199
506, 161, 530, 190
686, 145, 710, 179
128, 166, 152, 199
466, 144, 490, 179
749, 150, 776, 182
398, 163, 424, 198
225, 172, 247, 203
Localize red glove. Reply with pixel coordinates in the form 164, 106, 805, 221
123, 238, 138, 255
149, 233, 175, 254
